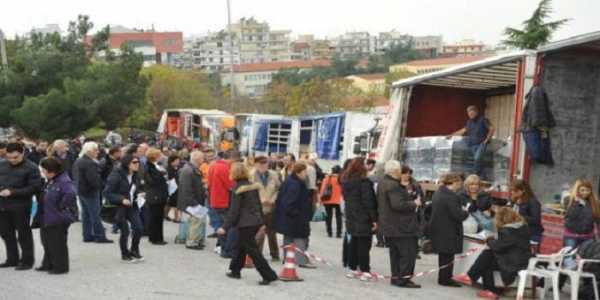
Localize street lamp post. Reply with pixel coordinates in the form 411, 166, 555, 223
226, 0, 236, 112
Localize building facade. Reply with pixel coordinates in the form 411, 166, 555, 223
335, 32, 375, 59
442, 39, 487, 56
413, 35, 443, 58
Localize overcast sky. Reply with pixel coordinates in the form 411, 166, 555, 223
2, 0, 599, 44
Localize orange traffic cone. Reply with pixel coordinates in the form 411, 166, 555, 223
244, 255, 254, 268
279, 243, 303, 282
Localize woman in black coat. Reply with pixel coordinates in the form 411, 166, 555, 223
144, 148, 169, 245
454, 207, 532, 299
429, 173, 469, 287
273, 163, 313, 267
341, 157, 378, 280
218, 162, 278, 285
510, 180, 543, 243
165, 154, 181, 223
103, 155, 145, 262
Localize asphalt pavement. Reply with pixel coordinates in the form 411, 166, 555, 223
0, 219, 536, 300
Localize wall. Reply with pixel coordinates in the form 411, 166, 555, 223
406, 85, 485, 137
485, 94, 515, 141
529, 51, 600, 203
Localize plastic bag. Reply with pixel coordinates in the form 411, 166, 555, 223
312, 205, 327, 222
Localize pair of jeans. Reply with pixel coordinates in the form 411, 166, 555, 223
79, 192, 107, 241
467, 249, 501, 293
40, 224, 70, 272
208, 207, 223, 232
469, 143, 487, 177
563, 236, 593, 269
222, 227, 239, 257
324, 204, 342, 236
0, 208, 34, 265
348, 235, 373, 272
215, 209, 228, 248
229, 226, 277, 281
118, 207, 143, 256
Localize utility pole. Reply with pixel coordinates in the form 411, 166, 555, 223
0, 29, 8, 83
226, 0, 236, 112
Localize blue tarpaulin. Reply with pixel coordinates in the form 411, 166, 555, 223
316, 115, 344, 160
253, 122, 269, 152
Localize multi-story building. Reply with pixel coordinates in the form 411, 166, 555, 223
229, 17, 292, 64
442, 39, 487, 56
375, 30, 412, 55
184, 31, 240, 72
412, 35, 443, 58
269, 30, 292, 62
221, 60, 331, 98
87, 26, 183, 66
290, 42, 312, 61
335, 32, 375, 59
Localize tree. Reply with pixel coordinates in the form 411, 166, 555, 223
384, 70, 416, 98
504, 0, 569, 49
367, 40, 422, 73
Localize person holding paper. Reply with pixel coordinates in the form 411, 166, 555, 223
165, 154, 182, 223
144, 148, 169, 246
177, 151, 209, 250
217, 162, 278, 285
103, 154, 145, 263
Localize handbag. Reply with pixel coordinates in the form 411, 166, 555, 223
321, 177, 333, 201
312, 205, 327, 222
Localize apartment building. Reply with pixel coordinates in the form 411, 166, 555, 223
335, 32, 376, 59
185, 31, 240, 72
413, 35, 443, 58
442, 39, 487, 56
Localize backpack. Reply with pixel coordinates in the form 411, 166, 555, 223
321, 176, 333, 201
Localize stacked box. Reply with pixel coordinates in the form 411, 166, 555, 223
402, 137, 435, 181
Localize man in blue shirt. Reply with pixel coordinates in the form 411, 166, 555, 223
447, 106, 495, 177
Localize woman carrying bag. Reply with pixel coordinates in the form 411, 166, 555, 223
319, 165, 343, 238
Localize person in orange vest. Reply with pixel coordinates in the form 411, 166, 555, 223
319, 166, 343, 238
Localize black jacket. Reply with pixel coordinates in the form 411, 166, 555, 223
0, 159, 43, 211
565, 198, 596, 234
377, 175, 419, 238
521, 85, 556, 131
341, 177, 378, 237
515, 198, 544, 240
99, 156, 119, 184
144, 163, 168, 205
74, 155, 102, 197
177, 163, 207, 211
458, 190, 493, 214
274, 174, 311, 238
26, 150, 46, 165
429, 185, 469, 254
223, 181, 264, 230
488, 222, 532, 285
103, 168, 138, 206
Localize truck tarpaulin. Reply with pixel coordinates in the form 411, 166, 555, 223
316, 115, 344, 160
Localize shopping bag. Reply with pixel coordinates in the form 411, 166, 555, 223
312, 205, 327, 222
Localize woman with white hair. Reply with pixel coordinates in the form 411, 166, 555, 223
73, 142, 112, 243
376, 160, 422, 288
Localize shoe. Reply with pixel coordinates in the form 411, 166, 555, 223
95, 238, 114, 244
48, 269, 68, 275
298, 263, 317, 269
150, 241, 168, 245
375, 242, 385, 248
186, 245, 205, 251
477, 290, 499, 300
327, 233, 333, 238
416, 254, 422, 260
121, 254, 135, 263
214, 246, 222, 254
392, 281, 422, 288
111, 228, 119, 234
83, 239, 95, 243
346, 271, 362, 279
271, 257, 280, 263
226, 272, 241, 279
453, 274, 473, 286
259, 277, 278, 285
35, 266, 52, 272
336, 233, 342, 239
0, 262, 18, 268
208, 233, 218, 238
130, 251, 144, 262
359, 272, 374, 282
439, 280, 462, 288
15, 263, 33, 271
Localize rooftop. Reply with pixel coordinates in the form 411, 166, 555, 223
400, 55, 491, 67
232, 60, 331, 73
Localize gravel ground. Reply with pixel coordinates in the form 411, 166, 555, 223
0, 220, 553, 300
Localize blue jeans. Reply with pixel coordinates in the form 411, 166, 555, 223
208, 207, 223, 232
563, 236, 593, 269
222, 227, 239, 258
79, 192, 107, 241
469, 143, 487, 177
119, 207, 143, 255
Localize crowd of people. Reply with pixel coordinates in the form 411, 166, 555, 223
1, 137, 599, 298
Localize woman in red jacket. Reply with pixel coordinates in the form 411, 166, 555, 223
320, 166, 343, 238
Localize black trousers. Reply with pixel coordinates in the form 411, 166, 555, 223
40, 224, 70, 272
438, 253, 455, 284
388, 237, 418, 284
229, 226, 277, 281
468, 249, 501, 293
324, 204, 342, 236
348, 235, 372, 272
0, 208, 34, 265
148, 203, 165, 243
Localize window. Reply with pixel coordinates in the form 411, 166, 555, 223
163, 39, 178, 46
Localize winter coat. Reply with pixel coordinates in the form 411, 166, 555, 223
41, 172, 78, 227
341, 177, 378, 237
52, 151, 76, 179
99, 157, 119, 184
249, 169, 281, 214
565, 198, 597, 235
74, 155, 102, 197
167, 164, 180, 204
429, 185, 469, 254
488, 222, 532, 285
274, 174, 311, 238
222, 181, 264, 230
103, 168, 138, 206
319, 175, 342, 205
177, 162, 207, 211
521, 85, 556, 131
377, 175, 419, 238
458, 190, 493, 214
514, 197, 544, 241
208, 160, 234, 209
144, 162, 168, 205
0, 159, 42, 211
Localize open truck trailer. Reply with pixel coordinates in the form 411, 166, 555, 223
376, 31, 600, 253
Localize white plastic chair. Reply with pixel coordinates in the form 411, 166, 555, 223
559, 256, 600, 300
516, 246, 574, 300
